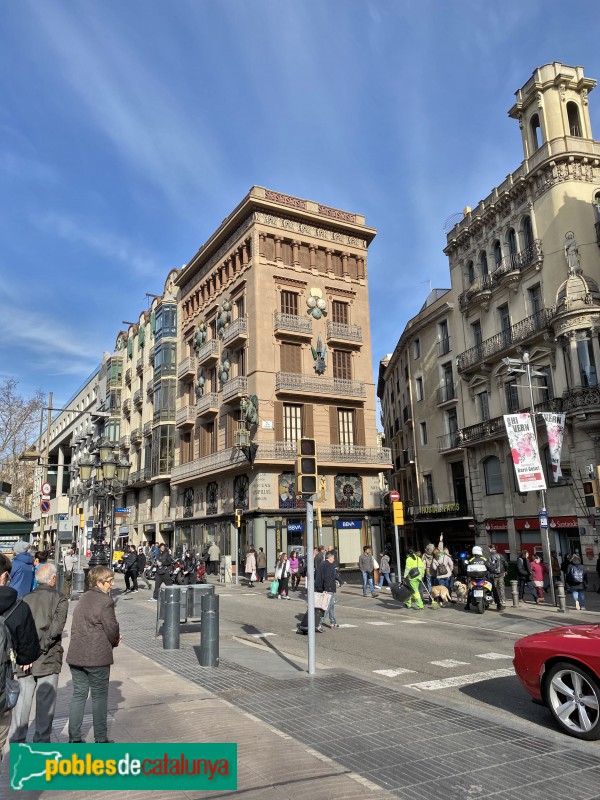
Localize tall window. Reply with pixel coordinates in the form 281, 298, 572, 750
577, 337, 598, 387
528, 284, 542, 317
333, 350, 352, 380
523, 216, 534, 249
483, 456, 503, 495
283, 404, 302, 442
151, 425, 175, 475
480, 252, 488, 277
415, 376, 424, 401
505, 380, 519, 413
472, 320, 482, 347
467, 261, 475, 285
438, 320, 450, 354
538, 365, 554, 400
280, 291, 298, 316
332, 301, 349, 325
530, 113, 542, 150
338, 409, 354, 447
478, 391, 490, 422
280, 342, 302, 373
419, 421, 428, 446
446, 407, 458, 434
440, 362, 454, 402
200, 421, 216, 456
413, 339, 420, 359
507, 228, 517, 256
567, 102, 582, 137
493, 240, 502, 267
499, 304, 511, 347
180, 431, 192, 464
235, 296, 245, 319
423, 474, 434, 505
236, 348, 246, 377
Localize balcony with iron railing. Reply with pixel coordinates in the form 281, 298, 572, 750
438, 337, 451, 356
177, 355, 196, 381
122, 398, 131, 415
196, 339, 219, 366
136, 357, 144, 374
275, 372, 365, 398
437, 383, 456, 404
176, 405, 196, 428
222, 376, 248, 402
125, 368, 132, 385
457, 398, 563, 446
222, 316, 248, 347
437, 430, 463, 453
562, 385, 600, 413
133, 389, 143, 406
130, 427, 142, 444
457, 308, 554, 373
196, 392, 219, 417
143, 421, 152, 437
172, 447, 247, 483
119, 435, 130, 450
458, 240, 543, 311
274, 312, 312, 337
326, 321, 363, 345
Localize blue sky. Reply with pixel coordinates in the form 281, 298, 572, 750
1, 1, 599, 408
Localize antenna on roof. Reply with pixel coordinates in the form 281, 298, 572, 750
421, 279, 432, 293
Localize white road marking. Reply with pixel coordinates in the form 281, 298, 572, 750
399, 619, 427, 624
365, 621, 393, 626
251, 632, 277, 638
337, 623, 357, 628
430, 659, 470, 668
476, 652, 513, 660
373, 668, 416, 677
403, 668, 514, 691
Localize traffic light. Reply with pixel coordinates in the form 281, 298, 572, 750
296, 438, 318, 495
583, 479, 600, 509
235, 509, 242, 528
392, 501, 405, 526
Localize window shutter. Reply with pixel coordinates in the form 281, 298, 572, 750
274, 401, 283, 441
302, 403, 314, 437
281, 342, 301, 374
329, 406, 339, 445
354, 408, 366, 446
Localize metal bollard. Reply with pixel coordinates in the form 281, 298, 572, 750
56, 564, 65, 593
510, 580, 519, 608
162, 586, 181, 650
200, 593, 219, 667
555, 582, 566, 613
72, 570, 86, 594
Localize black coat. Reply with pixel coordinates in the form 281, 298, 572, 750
155, 551, 173, 575
123, 551, 138, 572
136, 552, 147, 572
315, 560, 337, 594
0, 586, 41, 666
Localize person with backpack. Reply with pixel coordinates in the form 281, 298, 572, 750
565, 555, 587, 611
0, 553, 40, 767
432, 547, 454, 591
486, 545, 507, 609
516, 550, 536, 603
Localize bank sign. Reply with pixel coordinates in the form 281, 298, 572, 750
337, 519, 362, 529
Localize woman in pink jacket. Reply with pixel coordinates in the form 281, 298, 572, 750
530, 554, 548, 604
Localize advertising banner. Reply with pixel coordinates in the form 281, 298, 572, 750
504, 413, 546, 492
539, 412, 566, 482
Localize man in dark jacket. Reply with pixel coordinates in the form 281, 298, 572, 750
0, 553, 40, 765
182, 550, 196, 585
516, 550, 536, 603
315, 551, 339, 628
358, 546, 378, 598
9, 563, 68, 743
122, 545, 139, 593
10, 541, 34, 599
151, 544, 173, 601
136, 548, 152, 590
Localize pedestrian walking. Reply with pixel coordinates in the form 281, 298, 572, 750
255, 547, 267, 583
565, 555, 587, 610
122, 545, 139, 594
530, 554, 548, 604
403, 548, 424, 609
289, 551, 300, 591
550, 550, 562, 591
377, 551, 392, 589
9, 564, 68, 744
315, 551, 339, 628
432, 547, 453, 590
358, 546, 378, 598
66, 566, 120, 743
207, 541, 221, 575
486, 545, 507, 609
0, 553, 40, 767
182, 550, 197, 585
150, 543, 173, 602
421, 544, 436, 592
136, 548, 152, 590
10, 542, 35, 599
275, 553, 291, 599
314, 546, 326, 570
516, 550, 536, 602
245, 546, 257, 587
62, 549, 77, 599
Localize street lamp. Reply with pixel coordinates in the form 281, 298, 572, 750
502, 352, 556, 607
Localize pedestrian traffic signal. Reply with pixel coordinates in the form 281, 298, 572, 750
583, 479, 600, 508
296, 437, 318, 495
392, 501, 404, 526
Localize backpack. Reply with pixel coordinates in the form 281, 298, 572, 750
487, 554, 502, 576
567, 564, 584, 585
436, 561, 449, 577
0, 599, 22, 713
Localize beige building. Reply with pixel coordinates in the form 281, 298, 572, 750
173, 187, 391, 567
380, 63, 600, 571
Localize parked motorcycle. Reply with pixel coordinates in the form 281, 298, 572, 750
143, 563, 157, 582
467, 578, 494, 614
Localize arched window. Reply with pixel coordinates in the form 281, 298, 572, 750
507, 228, 517, 256
567, 102, 582, 137
467, 260, 475, 284
522, 216, 534, 250
530, 114, 542, 150
483, 456, 503, 495
480, 251, 488, 277
493, 240, 502, 267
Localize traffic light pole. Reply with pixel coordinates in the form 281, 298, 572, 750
394, 525, 402, 582
306, 496, 316, 676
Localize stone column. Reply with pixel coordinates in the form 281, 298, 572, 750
274, 236, 283, 262
242, 239, 249, 266
292, 240, 300, 268
309, 245, 316, 270
326, 249, 333, 276
357, 257, 365, 279
258, 232, 266, 258
569, 333, 581, 388
591, 327, 600, 383
341, 252, 349, 278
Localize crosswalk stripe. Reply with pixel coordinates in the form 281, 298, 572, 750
365, 621, 393, 626
476, 652, 513, 660
403, 668, 514, 691
430, 659, 470, 668
398, 619, 427, 624
250, 632, 277, 638
373, 668, 416, 677
336, 623, 357, 628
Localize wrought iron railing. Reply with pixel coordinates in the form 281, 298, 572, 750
222, 317, 248, 345
176, 406, 194, 426
437, 384, 456, 404
222, 376, 247, 402
143, 421, 152, 437
437, 431, 462, 452
562, 386, 600, 412
274, 313, 312, 335
172, 447, 246, 481
133, 390, 143, 406
196, 339, 219, 363
275, 372, 365, 397
459, 240, 543, 310
122, 399, 131, 414
326, 321, 363, 343
119, 435, 130, 450
438, 337, 451, 356
457, 308, 553, 372
177, 355, 196, 380
136, 357, 144, 374
196, 392, 219, 416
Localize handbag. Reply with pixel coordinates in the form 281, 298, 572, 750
407, 566, 421, 579
269, 579, 279, 595
250, 570, 257, 582
373, 559, 379, 570
314, 591, 331, 611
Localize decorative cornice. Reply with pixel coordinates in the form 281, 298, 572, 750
325, 285, 357, 298
255, 210, 367, 250
273, 275, 308, 289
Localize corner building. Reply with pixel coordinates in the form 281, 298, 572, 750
173, 187, 391, 568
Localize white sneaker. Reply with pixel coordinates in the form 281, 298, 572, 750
148, 597, 157, 602
575, 600, 580, 610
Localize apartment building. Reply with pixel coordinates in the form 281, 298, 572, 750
173, 186, 391, 567
380, 62, 600, 569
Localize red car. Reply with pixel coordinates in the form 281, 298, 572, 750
513, 624, 600, 740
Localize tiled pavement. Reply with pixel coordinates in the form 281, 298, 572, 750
2, 586, 600, 799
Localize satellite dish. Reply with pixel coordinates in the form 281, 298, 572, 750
442, 212, 464, 235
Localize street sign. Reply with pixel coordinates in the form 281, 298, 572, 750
115, 507, 131, 514
388, 490, 400, 502
41, 482, 51, 497
40, 499, 51, 514
539, 511, 549, 529
58, 513, 68, 521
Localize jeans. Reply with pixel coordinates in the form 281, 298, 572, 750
435, 576, 452, 590
9, 673, 59, 743
257, 567, 266, 583
68, 665, 111, 743
320, 593, 337, 625
518, 577, 537, 601
153, 572, 172, 599
378, 572, 392, 588
361, 571, 375, 595
572, 590, 586, 608
124, 570, 138, 591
